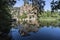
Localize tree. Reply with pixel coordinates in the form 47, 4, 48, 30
23, 0, 45, 14
51, 0, 60, 13
51, 0, 55, 13
37, 0, 45, 14
30, 0, 45, 14
0, 0, 16, 40
23, 0, 29, 5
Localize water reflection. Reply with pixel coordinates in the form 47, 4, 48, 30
18, 21, 60, 36
39, 20, 60, 27
10, 19, 60, 40
10, 26, 60, 40
9, 28, 21, 40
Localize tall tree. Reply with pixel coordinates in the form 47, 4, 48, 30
51, 0, 60, 13
51, 0, 55, 13
29, 0, 45, 14
37, 0, 45, 14
23, 0, 45, 14
0, 0, 16, 40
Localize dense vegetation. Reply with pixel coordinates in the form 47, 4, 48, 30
38, 11, 60, 26
0, 0, 16, 40
51, 0, 60, 13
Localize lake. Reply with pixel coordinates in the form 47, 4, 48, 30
9, 26, 60, 40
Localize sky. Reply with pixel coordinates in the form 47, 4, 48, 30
14, 0, 57, 11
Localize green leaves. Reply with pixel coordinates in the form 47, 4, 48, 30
0, 0, 16, 40
51, 0, 60, 13
20, 13, 27, 19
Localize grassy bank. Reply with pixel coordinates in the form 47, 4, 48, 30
38, 12, 60, 26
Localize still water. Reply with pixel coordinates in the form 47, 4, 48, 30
9, 26, 60, 40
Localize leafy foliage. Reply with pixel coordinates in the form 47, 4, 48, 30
51, 0, 60, 13
30, 0, 45, 14
0, 0, 16, 40
19, 13, 27, 19
23, 0, 45, 14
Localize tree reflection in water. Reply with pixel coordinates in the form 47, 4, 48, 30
18, 20, 60, 36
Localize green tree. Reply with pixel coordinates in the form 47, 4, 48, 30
29, 0, 45, 14
51, 0, 60, 13
23, 0, 29, 5
0, 0, 16, 40
23, 0, 45, 14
